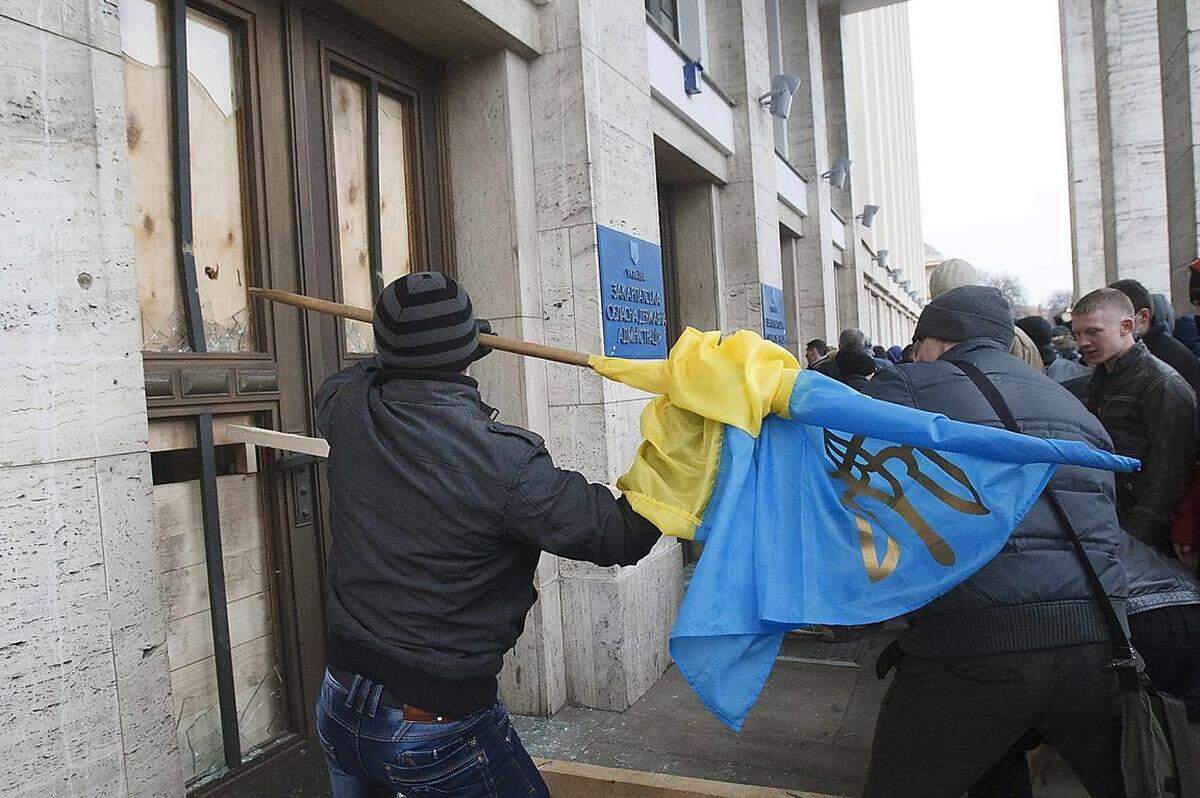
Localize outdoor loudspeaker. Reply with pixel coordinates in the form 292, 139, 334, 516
759, 74, 802, 119
822, 157, 851, 190
856, 204, 880, 228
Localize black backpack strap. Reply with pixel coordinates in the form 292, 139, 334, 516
949, 360, 1140, 685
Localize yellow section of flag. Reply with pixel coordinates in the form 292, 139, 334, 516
588, 328, 800, 540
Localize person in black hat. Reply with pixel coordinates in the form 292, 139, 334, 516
861, 285, 1130, 797
313, 272, 661, 798
1015, 314, 1091, 384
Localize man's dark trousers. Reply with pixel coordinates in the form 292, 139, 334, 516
864, 643, 1125, 798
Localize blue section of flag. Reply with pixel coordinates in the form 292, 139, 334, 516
669, 371, 1139, 731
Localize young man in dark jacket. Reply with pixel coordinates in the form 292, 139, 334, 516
313, 272, 661, 797
1109, 278, 1200, 395
861, 285, 1130, 797
1071, 288, 1197, 553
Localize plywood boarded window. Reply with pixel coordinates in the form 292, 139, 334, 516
329, 70, 416, 354
186, 9, 256, 352
122, 0, 186, 351
152, 467, 286, 784
329, 73, 373, 353
120, 0, 258, 353
377, 91, 415, 283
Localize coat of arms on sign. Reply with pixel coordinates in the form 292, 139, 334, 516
629, 240, 640, 264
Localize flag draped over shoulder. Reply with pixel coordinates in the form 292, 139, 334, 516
589, 328, 1140, 731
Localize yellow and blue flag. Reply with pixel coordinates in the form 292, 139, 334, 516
590, 328, 1139, 731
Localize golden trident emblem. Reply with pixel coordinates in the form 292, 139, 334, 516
823, 431, 991, 582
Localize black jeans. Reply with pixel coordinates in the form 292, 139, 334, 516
864, 643, 1125, 798
1129, 603, 1200, 720
970, 605, 1200, 795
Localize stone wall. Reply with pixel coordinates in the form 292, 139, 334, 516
0, 2, 183, 796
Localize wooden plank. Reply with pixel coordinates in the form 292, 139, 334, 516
152, 473, 268, 572
149, 413, 254, 452
535, 761, 840, 798
329, 72, 374, 353
377, 91, 413, 281
159, 545, 271, 621
166, 591, 275, 672
223, 425, 329, 458
186, 11, 255, 352
124, 54, 188, 352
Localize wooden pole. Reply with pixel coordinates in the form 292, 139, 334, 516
250, 287, 595, 368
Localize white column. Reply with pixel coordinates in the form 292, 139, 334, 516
527, 0, 684, 712
0, 3, 183, 794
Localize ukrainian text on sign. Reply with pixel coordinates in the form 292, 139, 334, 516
761, 283, 788, 346
597, 225, 668, 358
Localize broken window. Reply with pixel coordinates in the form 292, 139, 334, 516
149, 416, 287, 785
121, 0, 258, 353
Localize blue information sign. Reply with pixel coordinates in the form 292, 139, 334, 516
761, 283, 788, 346
596, 225, 668, 359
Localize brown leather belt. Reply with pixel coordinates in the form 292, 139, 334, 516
328, 667, 458, 723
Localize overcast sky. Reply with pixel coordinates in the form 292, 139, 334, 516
908, 0, 1073, 305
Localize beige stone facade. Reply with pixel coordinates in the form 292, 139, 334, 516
0, 0, 922, 793
1059, 0, 1200, 310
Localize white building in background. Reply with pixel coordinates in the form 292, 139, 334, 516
0, 0, 924, 794
842, 0, 926, 347
1059, 0, 1200, 310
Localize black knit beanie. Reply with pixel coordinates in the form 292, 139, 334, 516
913, 285, 1014, 347
372, 272, 491, 372
1016, 315, 1057, 367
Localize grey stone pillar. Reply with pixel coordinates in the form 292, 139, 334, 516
528, 0, 683, 712
781, 0, 838, 344
1060, 0, 1171, 295
704, 0, 786, 335
443, 50, 567, 716
1101, 0, 1171, 293
1060, 0, 1112, 293
1159, 0, 1200, 311
820, 4, 863, 330
0, 4, 183, 795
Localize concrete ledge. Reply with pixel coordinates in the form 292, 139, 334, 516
534, 759, 843, 798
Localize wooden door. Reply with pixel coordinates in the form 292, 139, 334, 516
120, 0, 327, 791
287, 2, 449, 571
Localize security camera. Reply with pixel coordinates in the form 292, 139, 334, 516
856, 204, 880, 228
821, 157, 851, 190
758, 74, 802, 120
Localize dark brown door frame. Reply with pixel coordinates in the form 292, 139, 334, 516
136, 0, 327, 793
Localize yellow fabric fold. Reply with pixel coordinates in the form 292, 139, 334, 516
589, 328, 800, 540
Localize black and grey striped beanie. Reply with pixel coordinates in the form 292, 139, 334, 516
373, 272, 490, 372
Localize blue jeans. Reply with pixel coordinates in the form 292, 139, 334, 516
315, 669, 549, 797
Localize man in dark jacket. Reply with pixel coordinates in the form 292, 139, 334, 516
313, 272, 661, 797
862, 285, 1129, 797
1015, 314, 1091, 384
1071, 288, 1197, 553
813, 328, 870, 381
805, 338, 831, 368
1110, 278, 1200, 394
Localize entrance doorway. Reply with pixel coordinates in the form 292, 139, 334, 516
119, 0, 445, 792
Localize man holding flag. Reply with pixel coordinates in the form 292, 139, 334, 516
861, 286, 1128, 797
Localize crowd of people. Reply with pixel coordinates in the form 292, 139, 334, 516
805, 263, 1200, 796
306, 269, 1200, 798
